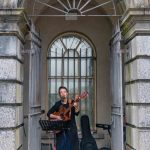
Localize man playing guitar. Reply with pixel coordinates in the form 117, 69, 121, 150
47, 86, 80, 150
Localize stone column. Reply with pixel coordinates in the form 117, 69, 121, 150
121, 7, 150, 150
0, 7, 28, 150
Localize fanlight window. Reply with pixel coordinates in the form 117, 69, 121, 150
48, 33, 96, 129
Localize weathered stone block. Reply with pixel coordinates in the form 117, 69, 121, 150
0, 36, 23, 60
126, 105, 150, 127
126, 126, 150, 150
124, 0, 150, 8
0, 106, 23, 127
139, 131, 150, 150
125, 59, 150, 82
0, 23, 18, 32
0, 59, 23, 81
0, 10, 29, 39
125, 82, 150, 103
0, 127, 23, 150
126, 126, 138, 150
0, 82, 23, 103
0, 0, 18, 8
125, 36, 150, 62
126, 145, 134, 150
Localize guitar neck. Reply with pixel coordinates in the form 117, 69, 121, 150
64, 98, 79, 115
63, 91, 88, 116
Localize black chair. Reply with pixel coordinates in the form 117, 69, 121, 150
99, 148, 111, 150
96, 123, 111, 137
96, 123, 111, 150
80, 115, 98, 150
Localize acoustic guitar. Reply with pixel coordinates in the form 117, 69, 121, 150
52, 91, 88, 121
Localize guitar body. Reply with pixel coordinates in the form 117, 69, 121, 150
51, 91, 88, 132
49, 102, 72, 133
53, 105, 71, 121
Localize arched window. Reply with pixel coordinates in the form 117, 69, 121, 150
47, 33, 96, 129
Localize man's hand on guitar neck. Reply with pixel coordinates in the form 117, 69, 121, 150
73, 102, 80, 113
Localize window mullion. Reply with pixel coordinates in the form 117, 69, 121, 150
55, 48, 57, 99
61, 48, 64, 85
74, 49, 75, 98
85, 48, 88, 119
79, 48, 81, 94
67, 50, 69, 90
49, 57, 51, 106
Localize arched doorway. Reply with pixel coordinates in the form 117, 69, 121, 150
47, 32, 96, 129
22, 0, 126, 150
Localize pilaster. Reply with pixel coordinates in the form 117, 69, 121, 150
121, 8, 150, 150
124, 0, 150, 9
0, 9, 28, 150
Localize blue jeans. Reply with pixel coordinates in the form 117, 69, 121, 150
56, 130, 72, 150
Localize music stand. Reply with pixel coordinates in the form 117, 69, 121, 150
39, 120, 70, 150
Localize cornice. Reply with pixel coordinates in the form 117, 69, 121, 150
120, 8, 150, 43
0, 9, 30, 43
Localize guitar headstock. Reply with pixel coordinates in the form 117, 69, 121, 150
75, 91, 88, 102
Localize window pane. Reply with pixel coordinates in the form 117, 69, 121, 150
69, 59, 74, 76
55, 39, 63, 52
80, 46, 87, 57
75, 79, 79, 93
81, 59, 86, 76
48, 60, 51, 76
50, 79, 56, 93
66, 36, 74, 49
56, 79, 61, 92
73, 38, 80, 49
64, 58, 68, 76
49, 47, 56, 57
69, 79, 74, 92
57, 59, 62, 76
87, 58, 93, 76
51, 59, 56, 76
87, 48, 92, 57
67, 50, 74, 57
48, 79, 51, 94
75, 59, 78, 76
87, 79, 95, 128
49, 79, 57, 107
80, 79, 86, 110
63, 79, 68, 89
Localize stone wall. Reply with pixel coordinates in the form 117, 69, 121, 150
0, 8, 28, 150
0, 0, 23, 8
124, 0, 150, 8
121, 8, 150, 150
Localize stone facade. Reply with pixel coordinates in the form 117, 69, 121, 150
0, 4, 28, 150
121, 6, 150, 150
0, 0, 150, 150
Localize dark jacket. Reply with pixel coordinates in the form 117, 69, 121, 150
47, 100, 80, 150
